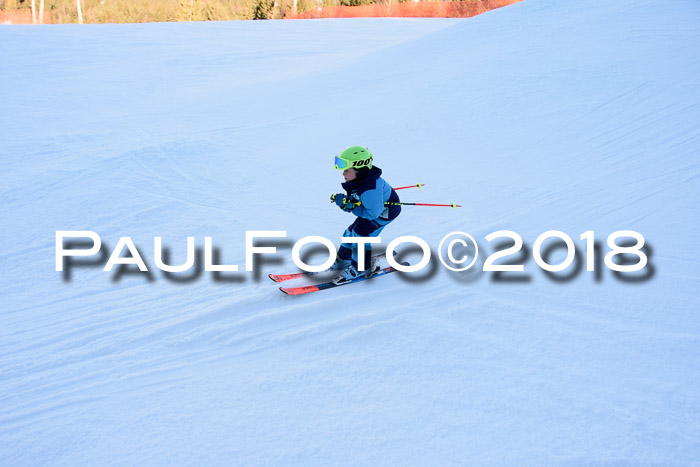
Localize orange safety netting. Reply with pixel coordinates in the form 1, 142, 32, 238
285, 0, 521, 19
0, 10, 53, 24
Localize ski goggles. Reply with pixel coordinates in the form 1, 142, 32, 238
334, 155, 373, 171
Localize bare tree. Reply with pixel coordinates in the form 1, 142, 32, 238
39, 0, 44, 24
76, 0, 83, 23
31, 0, 36, 24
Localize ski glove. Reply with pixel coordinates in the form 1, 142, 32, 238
333, 193, 347, 208
332, 193, 358, 212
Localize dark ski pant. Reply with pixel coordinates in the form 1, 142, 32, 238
337, 217, 393, 271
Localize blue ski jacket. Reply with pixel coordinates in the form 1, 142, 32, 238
341, 166, 401, 224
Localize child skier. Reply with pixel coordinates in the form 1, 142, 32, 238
331, 146, 401, 284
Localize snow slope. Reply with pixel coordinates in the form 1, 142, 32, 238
2, 0, 699, 464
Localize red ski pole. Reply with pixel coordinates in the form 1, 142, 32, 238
394, 183, 425, 190
384, 202, 461, 208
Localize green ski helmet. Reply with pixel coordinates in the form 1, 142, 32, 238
334, 146, 373, 171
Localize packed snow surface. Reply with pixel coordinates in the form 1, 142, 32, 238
1, 0, 699, 464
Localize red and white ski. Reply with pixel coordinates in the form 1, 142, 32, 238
279, 263, 408, 295
268, 251, 392, 283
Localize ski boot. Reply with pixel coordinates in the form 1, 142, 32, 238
332, 257, 378, 285
330, 257, 351, 271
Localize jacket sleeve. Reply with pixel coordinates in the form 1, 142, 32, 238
352, 181, 385, 220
